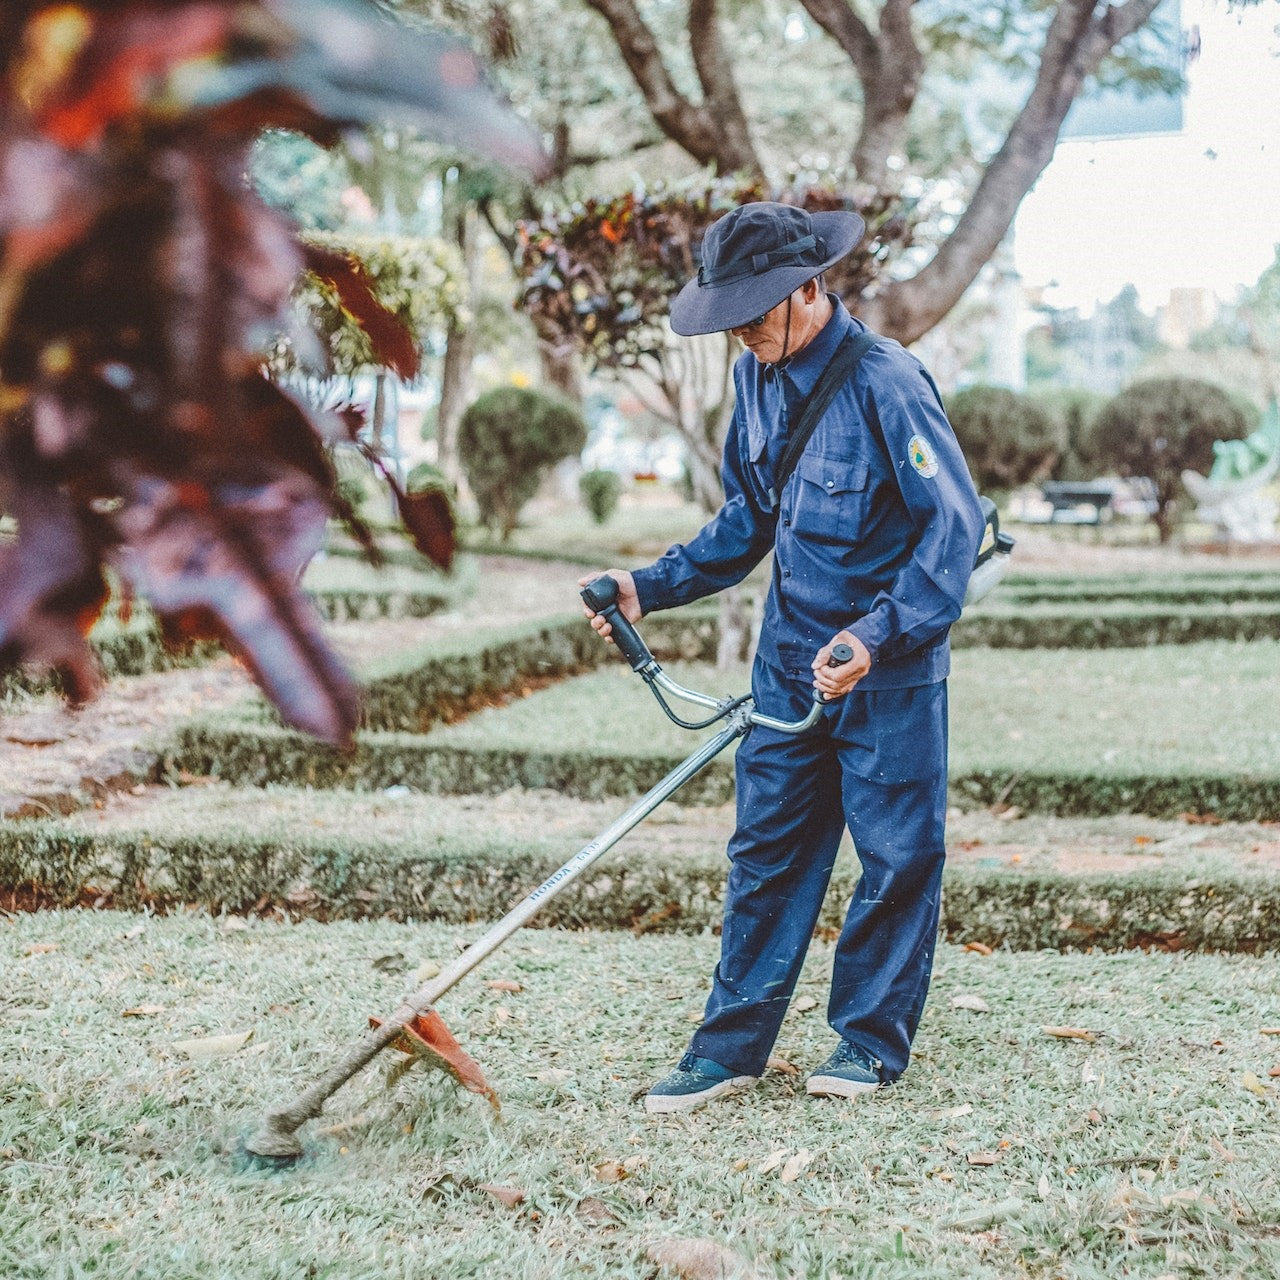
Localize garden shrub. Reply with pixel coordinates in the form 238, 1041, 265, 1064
579, 468, 622, 525
1093, 377, 1252, 542
1032, 387, 1108, 481
947, 385, 1065, 491
6, 810, 1280, 951
458, 386, 588, 539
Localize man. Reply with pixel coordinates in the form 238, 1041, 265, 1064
582, 202, 984, 1112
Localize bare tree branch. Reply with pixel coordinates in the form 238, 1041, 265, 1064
861, 0, 1163, 343
689, 0, 762, 175
583, 0, 760, 173
799, 0, 923, 190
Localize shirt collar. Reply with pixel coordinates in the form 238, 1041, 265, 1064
780, 294, 853, 400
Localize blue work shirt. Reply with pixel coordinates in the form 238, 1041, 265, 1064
631, 298, 984, 698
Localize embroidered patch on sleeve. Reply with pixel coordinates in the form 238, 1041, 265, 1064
908, 434, 939, 478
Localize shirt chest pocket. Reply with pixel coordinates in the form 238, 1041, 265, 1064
788, 454, 870, 543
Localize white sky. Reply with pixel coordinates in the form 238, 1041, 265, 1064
1013, 0, 1280, 312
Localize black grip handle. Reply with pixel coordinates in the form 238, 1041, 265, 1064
580, 576, 655, 672
828, 643, 853, 667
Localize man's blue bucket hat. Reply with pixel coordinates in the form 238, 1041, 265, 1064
668, 201, 864, 337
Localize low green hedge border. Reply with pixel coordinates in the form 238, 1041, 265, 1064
953, 602, 1280, 648
165, 716, 738, 804
5, 816, 1279, 953
164, 714, 1280, 821
2, 619, 217, 697
1001, 570, 1280, 607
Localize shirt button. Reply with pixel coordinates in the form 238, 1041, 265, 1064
783, 518, 791, 528
825, 479, 834, 488
783, 569, 792, 577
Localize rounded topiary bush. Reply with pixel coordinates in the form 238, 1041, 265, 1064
459, 386, 588, 539
1093, 377, 1252, 543
579, 468, 622, 525
947, 385, 1065, 492
1032, 387, 1109, 481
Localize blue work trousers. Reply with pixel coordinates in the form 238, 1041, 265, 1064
689, 678, 949, 1082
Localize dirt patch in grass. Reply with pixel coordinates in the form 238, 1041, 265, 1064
3, 910, 1280, 1279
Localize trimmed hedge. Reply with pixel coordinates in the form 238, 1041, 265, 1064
953, 601, 1280, 648
165, 716, 738, 804
1001, 570, 1280, 607
2, 618, 217, 697
5, 809, 1280, 952
352, 609, 716, 733
164, 714, 1280, 820
307, 587, 455, 622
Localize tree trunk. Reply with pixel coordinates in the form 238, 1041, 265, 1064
534, 315, 586, 404
436, 204, 480, 487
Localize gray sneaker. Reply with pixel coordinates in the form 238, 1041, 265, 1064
644, 1052, 758, 1114
806, 1041, 884, 1099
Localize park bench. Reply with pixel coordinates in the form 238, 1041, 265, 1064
1040, 478, 1157, 524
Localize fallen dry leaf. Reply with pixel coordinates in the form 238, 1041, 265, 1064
172, 1030, 254, 1060
951, 994, 991, 1013
592, 1160, 627, 1184
1210, 1137, 1237, 1162
576, 1196, 618, 1224
22, 943, 58, 955
758, 1149, 789, 1175
967, 1151, 1000, 1166
486, 979, 523, 993
1241, 1071, 1269, 1097
963, 941, 994, 956
220, 917, 250, 933
478, 1184, 525, 1209
412, 960, 441, 983
766, 1055, 798, 1076
1043, 1026, 1098, 1042
646, 1237, 762, 1280
122, 1004, 165, 1017
1037, 1174, 1051, 1199
780, 1149, 812, 1183
1259, 1028, 1280, 1036
793, 996, 817, 1013
1268, 1066, 1280, 1079
1160, 1189, 1216, 1210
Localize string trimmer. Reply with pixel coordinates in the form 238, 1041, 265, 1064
240, 577, 854, 1165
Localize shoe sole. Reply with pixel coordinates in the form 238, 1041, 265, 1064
806, 1074, 879, 1099
644, 1076, 757, 1115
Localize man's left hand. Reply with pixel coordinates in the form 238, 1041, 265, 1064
812, 631, 871, 700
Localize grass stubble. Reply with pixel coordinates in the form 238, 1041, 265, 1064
3, 910, 1279, 1279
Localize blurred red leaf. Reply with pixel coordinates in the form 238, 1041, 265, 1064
302, 242, 419, 380
395, 487, 455, 571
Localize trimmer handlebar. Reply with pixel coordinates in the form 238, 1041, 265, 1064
581, 577, 857, 735
579, 576, 656, 673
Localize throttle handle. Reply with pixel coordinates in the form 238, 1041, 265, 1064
580, 576, 655, 673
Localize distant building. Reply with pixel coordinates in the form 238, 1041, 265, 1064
1157, 286, 1218, 349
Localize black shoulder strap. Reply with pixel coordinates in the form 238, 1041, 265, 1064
768, 328, 883, 508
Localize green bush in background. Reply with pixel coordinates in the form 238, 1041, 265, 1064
1093, 376, 1253, 543
947, 384, 1065, 492
578, 468, 622, 524
458, 386, 588, 539
1032, 387, 1109, 481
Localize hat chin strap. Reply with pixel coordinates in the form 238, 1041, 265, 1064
766, 296, 793, 377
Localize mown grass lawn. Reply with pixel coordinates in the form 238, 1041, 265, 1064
4, 911, 1280, 1279
428, 641, 1280, 778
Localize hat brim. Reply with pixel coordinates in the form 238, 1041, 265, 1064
667, 209, 865, 337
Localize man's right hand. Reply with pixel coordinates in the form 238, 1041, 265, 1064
578, 569, 642, 644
